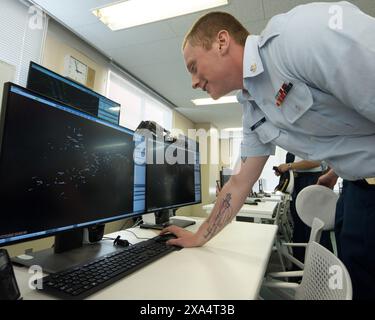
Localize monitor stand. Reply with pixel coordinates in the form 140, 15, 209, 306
11, 228, 122, 274
140, 209, 196, 230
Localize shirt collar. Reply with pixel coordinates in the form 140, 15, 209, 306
236, 90, 252, 104
243, 35, 264, 79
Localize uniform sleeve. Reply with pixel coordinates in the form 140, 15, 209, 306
241, 102, 276, 157
279, 2, 375, 123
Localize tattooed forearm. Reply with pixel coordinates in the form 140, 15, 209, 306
204, 193, 234, 239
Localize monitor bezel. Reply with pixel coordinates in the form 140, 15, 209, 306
26, 61, 121, 126
0, 82, 144, 248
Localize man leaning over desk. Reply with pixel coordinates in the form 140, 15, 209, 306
161, 2, 375, 300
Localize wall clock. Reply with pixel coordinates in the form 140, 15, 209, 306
65, 55, 88, 85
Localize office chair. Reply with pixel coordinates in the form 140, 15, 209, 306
274, 185, 339, 271
278, 217, 325, 270
295, 185, 339, 255
262, 241, 352, 300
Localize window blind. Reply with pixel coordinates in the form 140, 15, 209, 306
0, 0, 47, 86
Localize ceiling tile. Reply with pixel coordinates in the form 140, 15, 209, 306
167, 9, 213, 37
231, 0, 265, 22
263, 0, 313, 18
244, 19, 269, 34
109, 37, 183, 68
127, 60, 195, 106
75, 21, 176, 52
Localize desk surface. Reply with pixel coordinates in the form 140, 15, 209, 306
203, 201, 278, 219
14, 218, 277, 300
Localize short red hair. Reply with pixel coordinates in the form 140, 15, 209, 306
183, 12, 249, 50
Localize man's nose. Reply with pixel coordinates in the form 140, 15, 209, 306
192, 75, 200, 89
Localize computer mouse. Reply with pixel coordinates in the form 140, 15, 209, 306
155, 233, 183, 249
155, 233, 177, 243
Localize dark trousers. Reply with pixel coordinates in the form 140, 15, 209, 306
335, 180, 375, 300
290, 172, 332, 264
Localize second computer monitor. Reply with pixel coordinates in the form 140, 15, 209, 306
26, 62, 121, 125
146, 137, 201, 213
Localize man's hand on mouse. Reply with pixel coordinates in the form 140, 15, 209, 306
160, 225, 204, 248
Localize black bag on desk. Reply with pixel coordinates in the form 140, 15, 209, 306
0, 249, 21, 300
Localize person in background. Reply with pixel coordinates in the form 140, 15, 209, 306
285, 152, 295, 165
275, 154, 331, 265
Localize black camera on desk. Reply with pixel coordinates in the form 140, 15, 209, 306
0, 249, 21, 300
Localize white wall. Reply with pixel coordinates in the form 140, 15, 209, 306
0, 61, 16, 109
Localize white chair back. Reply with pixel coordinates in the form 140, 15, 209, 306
295, 185, 339, 230
308, 217, 324, 243
294, 241, 352, 300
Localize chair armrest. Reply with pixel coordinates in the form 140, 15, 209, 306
262, 280, 300, 289
267, 270, 304, 278
282, 252, 304, 269
281, 242, 307, 247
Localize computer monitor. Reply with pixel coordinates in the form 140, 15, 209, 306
0, 83, 146, 272
142, 136, 201, 229
26, 62, 120, 125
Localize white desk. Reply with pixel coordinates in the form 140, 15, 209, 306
247, 195, 283, 203
203, 201, 278, 221
13, 217, 277, 300
202, 198, 292, 272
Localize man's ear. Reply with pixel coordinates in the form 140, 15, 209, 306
217, 30, 230, 54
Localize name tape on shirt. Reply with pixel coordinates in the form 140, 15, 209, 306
251, 117, 266, 131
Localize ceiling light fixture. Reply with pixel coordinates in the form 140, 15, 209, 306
191, 95, 238, 106
92, 0, 229, 31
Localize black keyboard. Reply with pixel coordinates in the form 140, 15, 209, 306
38, 234, 181, 299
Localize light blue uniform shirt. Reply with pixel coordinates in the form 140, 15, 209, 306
239, 1, 375, 181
